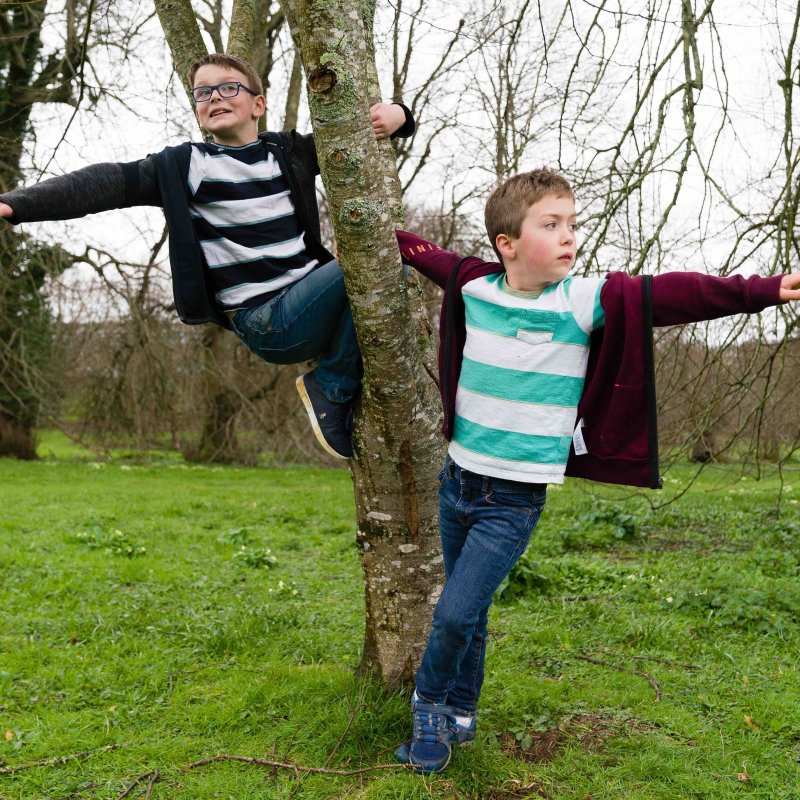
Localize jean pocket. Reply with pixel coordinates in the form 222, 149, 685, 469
243, 293, 285, 336
485, 487, 546, 509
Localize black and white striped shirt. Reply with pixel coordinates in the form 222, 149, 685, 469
188, 141, 318, 310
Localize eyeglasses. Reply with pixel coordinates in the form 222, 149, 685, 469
191, 81, 257, 103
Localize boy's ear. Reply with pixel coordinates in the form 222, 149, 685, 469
252, 94, 266, 119
495, 233, 515, 260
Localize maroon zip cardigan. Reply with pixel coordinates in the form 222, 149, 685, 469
397, 231, 783, 489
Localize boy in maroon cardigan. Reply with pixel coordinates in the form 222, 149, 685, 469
393, 168, 800, 773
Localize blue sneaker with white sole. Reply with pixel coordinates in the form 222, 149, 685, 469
395, 692, 475, 768
295, 371, 353, 459
395, 711, 476, 764
403, 699, 452, 773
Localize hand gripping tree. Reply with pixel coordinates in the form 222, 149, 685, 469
155, 0, 445, 685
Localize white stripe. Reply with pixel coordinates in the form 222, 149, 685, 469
190, 191, 294, 227
215, 263, 317, 306
189, 147, 282, 192
463, 325, 589, 377
448, 441, 566, 484
200, 231, 307, 268
455, 387, 577, 437
566, 276, 605, 333
463, 274, 605, 334
463, 274, 568, 311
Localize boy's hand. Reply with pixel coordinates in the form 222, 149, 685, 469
779, 272, 800, 302
370, 103, 406, 139
0, 202, 13, 220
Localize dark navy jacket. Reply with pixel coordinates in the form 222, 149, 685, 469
148, 131, 336, 330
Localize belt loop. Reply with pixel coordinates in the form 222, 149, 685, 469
481, 475, 490, 493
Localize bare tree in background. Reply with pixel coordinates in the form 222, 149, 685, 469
0, 0, 152, 457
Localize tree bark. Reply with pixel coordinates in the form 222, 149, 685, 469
281, 0, 445, 685
283, 46, 303, 130
228, 0, 256, 60
152, 0, 207, 95
153, 0, 249, 464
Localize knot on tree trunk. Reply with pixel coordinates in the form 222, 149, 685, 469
329, 148, 364, 171
340, 198, 379, 226
308, 66, 337, 94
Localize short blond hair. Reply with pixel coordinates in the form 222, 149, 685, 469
485, 168, 574, 260
187, 53, 264, 96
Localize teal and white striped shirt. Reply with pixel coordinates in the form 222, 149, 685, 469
449, 272, 606, 483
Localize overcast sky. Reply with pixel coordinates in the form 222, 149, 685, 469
19, 0, 798, 319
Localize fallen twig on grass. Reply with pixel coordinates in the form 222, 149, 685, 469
187, 753, 406, 776
628, 653, 697, 670
0, 744, 119, 776
560, 594, 608, 602
54, 782, 98, 799
576, 654, 661, 702
116, 768, 159, 800
595, 646, 696, 671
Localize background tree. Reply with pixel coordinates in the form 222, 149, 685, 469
0, 0, 156, 458
0, 1, 97, 457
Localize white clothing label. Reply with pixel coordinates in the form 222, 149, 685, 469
572, 418, 588, 455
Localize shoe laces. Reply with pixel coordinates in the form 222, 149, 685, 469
413, 706, 449, 744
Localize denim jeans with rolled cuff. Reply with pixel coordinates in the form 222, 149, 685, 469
230, 259, 361, 404
415, 455, 547, 714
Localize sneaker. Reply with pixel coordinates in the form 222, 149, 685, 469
401, 699, 452, 773
395, 711, 475, 764
449, 709, 477, 745
295, 371, 353, 459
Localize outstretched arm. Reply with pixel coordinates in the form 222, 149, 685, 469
0, 158, 160, 225
779, 272, 800, 302
396, 230, 491, 288
649, 271, 787, 326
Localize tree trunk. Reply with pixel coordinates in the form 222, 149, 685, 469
281, 0, 445, 685
152, 0, 207, 93
0, 3, 79, 458
153, 0, 247, 464
194, 325, 241, 463
228, 0, 256, 59
283, 47, 302, 130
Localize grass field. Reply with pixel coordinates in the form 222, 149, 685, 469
1, 439, 799, 799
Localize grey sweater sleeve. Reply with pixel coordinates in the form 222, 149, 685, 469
0, 157, 162, 224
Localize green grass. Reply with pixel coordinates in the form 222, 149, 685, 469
1, 455, 799, 799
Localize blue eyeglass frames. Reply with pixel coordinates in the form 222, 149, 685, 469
191, 81, 258, 103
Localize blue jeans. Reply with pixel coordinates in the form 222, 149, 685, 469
415, 455, 547, 713
229, 259, 361, 404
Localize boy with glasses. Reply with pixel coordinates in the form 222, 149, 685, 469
0, 53, 415, 459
